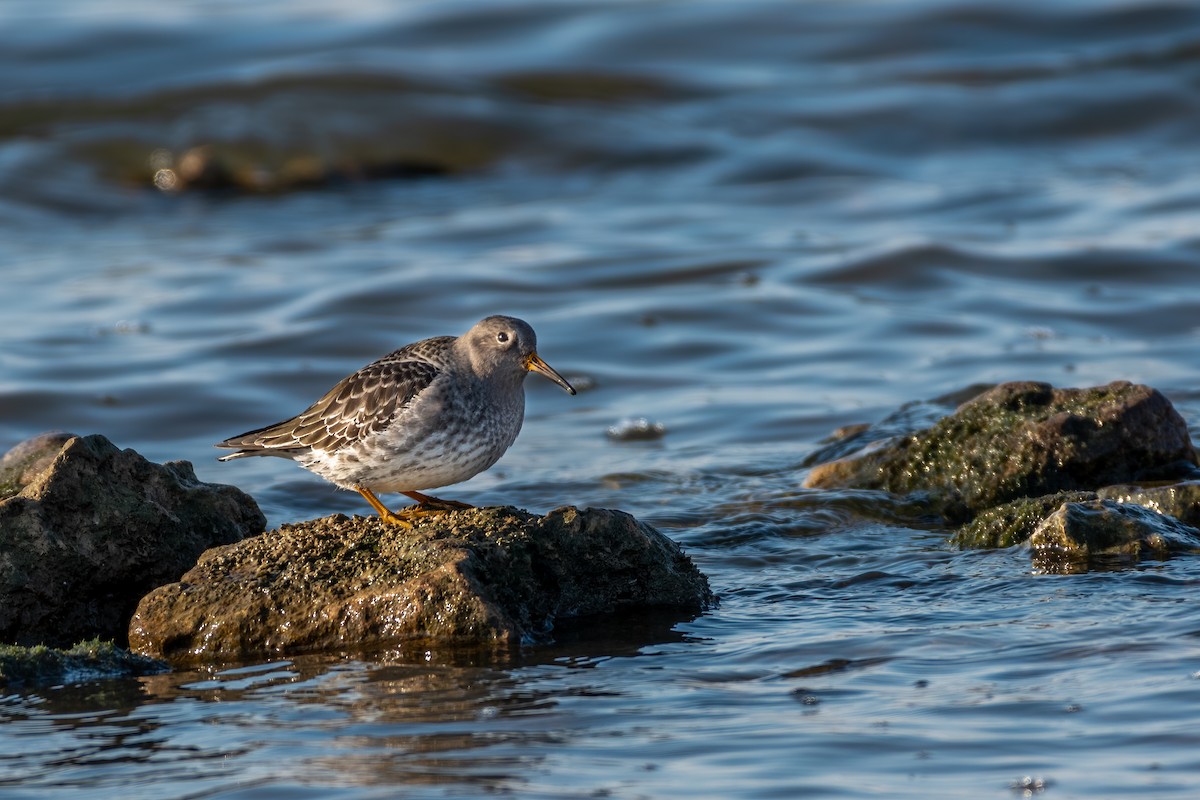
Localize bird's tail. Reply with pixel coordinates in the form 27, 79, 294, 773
215, 425, 305, 461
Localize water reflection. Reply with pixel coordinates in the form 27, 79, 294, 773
0, 610, 699, 796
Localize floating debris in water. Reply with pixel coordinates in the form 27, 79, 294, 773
1009, 775, 1050, 796
94, 319, 151, 336
606, 418, 666, 441
153, 167, 179, 192
1025, 326, 1056, 340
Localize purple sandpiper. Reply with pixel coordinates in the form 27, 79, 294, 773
216, 316, 575, 526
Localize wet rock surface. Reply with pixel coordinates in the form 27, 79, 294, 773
1095, 481, 1200, 528
806, 381, 1197, 514
0, 434, 265, 647
1029, 500, 1200, 574
950, 491, 1098, 549
951, 481, 1200, 552
807, 381, 1200, 571
130, 506, 714, 665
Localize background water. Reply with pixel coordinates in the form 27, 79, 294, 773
5, 0, 1200, 797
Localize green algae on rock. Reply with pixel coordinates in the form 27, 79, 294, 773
806, 381, 1197, 514
129, 506, 714, 665
950, 491, 1099, 549
0, 639, 167, 688
0, 434, 265, 647
952, 483, 1200, 552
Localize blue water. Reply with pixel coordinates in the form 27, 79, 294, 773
4, 1, 1200, 797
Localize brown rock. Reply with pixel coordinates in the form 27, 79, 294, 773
0, 434, 265, 647
0, 431, 75, 499
129, 506, 714, 665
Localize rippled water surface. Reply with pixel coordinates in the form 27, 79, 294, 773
5, 1, 1200, 797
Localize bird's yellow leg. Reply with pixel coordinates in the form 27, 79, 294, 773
355, 486, 413, 528
400, 490, 473, 511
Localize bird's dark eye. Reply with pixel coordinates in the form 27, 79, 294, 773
496, 331, 510, 344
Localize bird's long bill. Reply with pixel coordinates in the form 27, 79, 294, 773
526, 352, 577, 395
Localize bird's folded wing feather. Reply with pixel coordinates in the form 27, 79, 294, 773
217, 356, 442, 454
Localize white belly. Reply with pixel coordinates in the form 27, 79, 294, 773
299, 383, 525, 493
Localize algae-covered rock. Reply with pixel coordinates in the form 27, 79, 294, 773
951, 491, 1098, 549
952, 482, 1200, 552
0, 434, 265, 647
1028, 500, 1200, 573
129, 506, 714, 664
0, 639, 167, 688
806, 381, 1197, 514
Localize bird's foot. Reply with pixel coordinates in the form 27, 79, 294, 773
400, 490, 474, 512
355, 486, 473, 527
376, 508, 415, 529
377, 505, 457, 527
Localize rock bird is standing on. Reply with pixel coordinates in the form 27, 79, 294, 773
216, 315, 576, 526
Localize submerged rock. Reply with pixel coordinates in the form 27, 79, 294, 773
0, 434, 265, 647
0, 639, 167, 688
1029, 500, 1200, 573
130, 506, 714, 665
806, 381, 1197, 515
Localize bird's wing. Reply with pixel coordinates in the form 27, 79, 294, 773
216, 353, 442, 457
